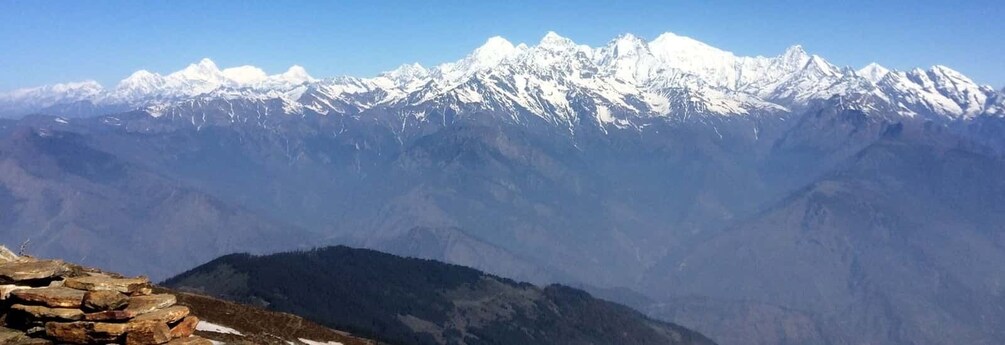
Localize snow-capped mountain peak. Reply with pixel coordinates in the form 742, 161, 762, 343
917, 66, 975, 87
612, 32, 645, 45
779, 45, 810, 65
647, 32, 738, 79
0, 80, 103, 104
434, 36, 521, 87
1, 32, 1000, 123
539, 31, 574, 47
120, 70, 160, 86
0, 80, 106, 119
594, 34, 648, 65
476, 36, 518, 59
101, 59, 316, 103
381, 63, 428, 81
858, 63, 890, 84
182, 58, 222, 76
806, 55, 840, 76
651, 32, 731, 57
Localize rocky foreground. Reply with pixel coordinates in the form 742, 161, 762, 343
0, 247, 210, 345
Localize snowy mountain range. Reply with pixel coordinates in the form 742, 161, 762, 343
3, 31, 1002, 125
5, 31, 1005, 345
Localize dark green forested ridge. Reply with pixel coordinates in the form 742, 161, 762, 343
164, 246, 715, 345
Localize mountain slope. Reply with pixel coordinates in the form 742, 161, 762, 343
164, 246, 716, 345
0, 118, 314, 279
165, 289, 377, 345
645, 131, 1005, 345
4, 98, 1003, 345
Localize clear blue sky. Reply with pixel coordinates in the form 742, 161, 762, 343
1, 0, 1003, 91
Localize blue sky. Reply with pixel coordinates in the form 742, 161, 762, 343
1, 0, 1003, 91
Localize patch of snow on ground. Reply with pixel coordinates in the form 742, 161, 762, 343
196, 321, 244, 335
299, 338, 344, 345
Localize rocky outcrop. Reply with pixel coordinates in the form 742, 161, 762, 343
0, 246, 211, 345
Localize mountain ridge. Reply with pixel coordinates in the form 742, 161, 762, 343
164, 245, 717, 345
3, 32, 1002, 124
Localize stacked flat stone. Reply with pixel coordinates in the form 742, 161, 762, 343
0, 247, 210, 345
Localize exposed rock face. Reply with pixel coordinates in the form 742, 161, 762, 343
0, 246, 212, 344
65, 276, 151, 295
10, 304, 84, 321
124, 295, 176, 315
0, 260, 70, 283
0, 325, 50, 345
45, 321, 130, 343
10, 287, 86, 308
132, 306, 189, 324
166, 316, 197, 339
82, 290, 129, 312
124, 321, 171, 345
83, 310, 137, 322
0, 285, 28, 300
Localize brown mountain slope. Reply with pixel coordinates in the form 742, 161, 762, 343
163, 289, 377, 345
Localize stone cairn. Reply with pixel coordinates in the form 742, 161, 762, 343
0, 247, 211, 345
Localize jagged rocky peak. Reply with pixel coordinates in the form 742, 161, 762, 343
521, 31, 595, 74
593, 34, 656, 84
805, 54, 839, 74
598, 33, 650, 63
610, 33, 647, 49
778, 44, 811, 66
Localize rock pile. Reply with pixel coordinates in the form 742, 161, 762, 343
0, 246, 211, 345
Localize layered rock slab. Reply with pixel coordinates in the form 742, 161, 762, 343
0, 247, 210, 345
